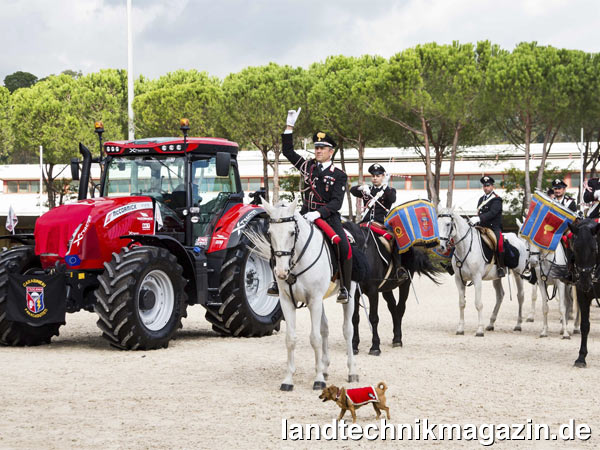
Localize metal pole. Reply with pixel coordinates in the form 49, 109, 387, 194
39, 145, 43, 213
580, 127, 584, 206
127, 0, 135, 140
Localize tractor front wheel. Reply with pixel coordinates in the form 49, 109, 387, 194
0, 246, 62, 346
94, 246, 188, 350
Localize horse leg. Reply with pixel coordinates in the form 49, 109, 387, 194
558, 283, 570, 339
279, 298, 297, 391
526, 279, 537, 322
539, 283, 550, 338
307, 299, 326, 390
455, 274, 467, 335
574, 293, 590, 368
320, 307, 330, 379
368, 289, 381, 356
352, 288, 361, 354
474, 277, 485, 337
486, 278, 505, 331
573, 287, 581, 334
513, 274, 525, 332
387, 284, 408, 347
345, 282, 359, 382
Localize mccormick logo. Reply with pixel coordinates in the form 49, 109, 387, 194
104, 202, 153, 226
23, 279, 48, 318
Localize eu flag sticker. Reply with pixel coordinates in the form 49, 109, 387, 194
65, 255, 81, 266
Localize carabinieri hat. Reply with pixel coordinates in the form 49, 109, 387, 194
368, 163, 386, 175
480, 175, 495, 185
312, 131, 336, 148
552, 178, 567, 189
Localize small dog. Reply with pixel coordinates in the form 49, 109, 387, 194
319, 381, 390, 423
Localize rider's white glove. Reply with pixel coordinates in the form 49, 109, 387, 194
303, 211, 320, 223
286, 107, 302, 128
383, 173, 390, 185
359, 184, 370, 193
469, 216, 480, 225
594, 190, 600, 201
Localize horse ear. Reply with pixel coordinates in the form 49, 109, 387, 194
288, 198, 298, 214
260, 196, 275, 216
568, 222, 578, 234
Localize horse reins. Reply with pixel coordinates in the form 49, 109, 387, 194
439, 213, 474, 286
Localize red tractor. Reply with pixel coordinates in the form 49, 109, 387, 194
0, 121, 281, 349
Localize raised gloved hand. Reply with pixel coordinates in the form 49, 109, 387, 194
469, 216, 480, 226
303, 211, 320, 223
358, 184, 370, 193
286, 107, 302, 128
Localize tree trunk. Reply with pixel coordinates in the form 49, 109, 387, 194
446, 126, 460, 208
42, 163, 56, 209
338, 140, 354, 221
260, 148, 270, 202
421, 115, 438, 206
535, 123, 560, 190
524, 113, 532, 206
356, 138, 365, 218
272, 146, 280, 203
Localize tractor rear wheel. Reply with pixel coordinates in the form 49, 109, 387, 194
94, 246, 188, 350
0, 246, 62, 346
205, 228, 282, 337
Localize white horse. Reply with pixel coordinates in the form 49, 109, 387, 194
437, 207, 528, 336
249, 199, 358, 391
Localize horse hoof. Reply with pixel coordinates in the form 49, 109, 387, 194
313, 381, 326, 390
456, 331, 464, 336
573, 329, 580, 335
539, 334, 548, 338
562, 336, 571, 340
486, 325, 494, 331
348, 375, 359, 383
369, 349, 381, 356
353, 348, 359, 355
574, 361, 587, 368
514, 326, 522, 332
392, 341, 403, 348
280, 384, 294, 391
475, 332, 484, 337
526, 318, 534, 323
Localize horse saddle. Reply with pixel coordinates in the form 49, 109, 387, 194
360, 222, 394, 254
475, 226, 495, 264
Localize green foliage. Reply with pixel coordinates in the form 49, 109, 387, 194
3, 71, 38, 93
501, 165, 570, 216
279, 169, 300, 202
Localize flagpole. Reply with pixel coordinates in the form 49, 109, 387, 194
127, 0, 135, 140
39, 145, 43, 214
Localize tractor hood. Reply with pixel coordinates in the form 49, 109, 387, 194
35, 196, 155, 269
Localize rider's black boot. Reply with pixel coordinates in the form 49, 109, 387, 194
337, 257, 353, 304
267, 281, 279, 296
496, 251, 506, 278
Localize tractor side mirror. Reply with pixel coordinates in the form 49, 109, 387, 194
216, 152, 231, 177
70, 158, 80, 181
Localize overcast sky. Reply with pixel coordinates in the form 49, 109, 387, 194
1, 0, 599, 83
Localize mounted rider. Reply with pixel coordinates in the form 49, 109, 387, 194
469, 175, 505, 277
583, 177, 600, 219
350, 164, 406, 281
552, 178, 577, 212
266, 107, 352, 303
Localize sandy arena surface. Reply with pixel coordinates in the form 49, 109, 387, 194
1, 274, 599, 449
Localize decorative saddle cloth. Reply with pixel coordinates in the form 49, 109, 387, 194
345, 386, 379, 406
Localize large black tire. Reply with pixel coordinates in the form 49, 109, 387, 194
94, 246, 188, 350
0, 246, 62, 346
205, 231, 282, 337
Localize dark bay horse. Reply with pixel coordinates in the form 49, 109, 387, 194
566, 219, 600, 367
343, 221, 441, 355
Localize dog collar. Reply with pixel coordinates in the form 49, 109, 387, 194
336, 388, 341, 400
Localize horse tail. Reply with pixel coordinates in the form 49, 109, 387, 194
377, 381, 387, 392
404, 247, 443, 284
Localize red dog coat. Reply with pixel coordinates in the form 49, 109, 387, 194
345, 386, 379, 406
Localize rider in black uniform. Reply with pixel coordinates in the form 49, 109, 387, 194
469, 175, 505, 277
266, 108, 352, 303
552, 178, 577, 212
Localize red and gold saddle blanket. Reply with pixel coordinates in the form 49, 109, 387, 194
345, 386, 379, 406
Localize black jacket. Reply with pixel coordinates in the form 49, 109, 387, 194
556, 195, 577, 213
477, 192, 502, 231
282, 132, 347, 219
583, 178, 600, 218
350, 184, 396, 223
